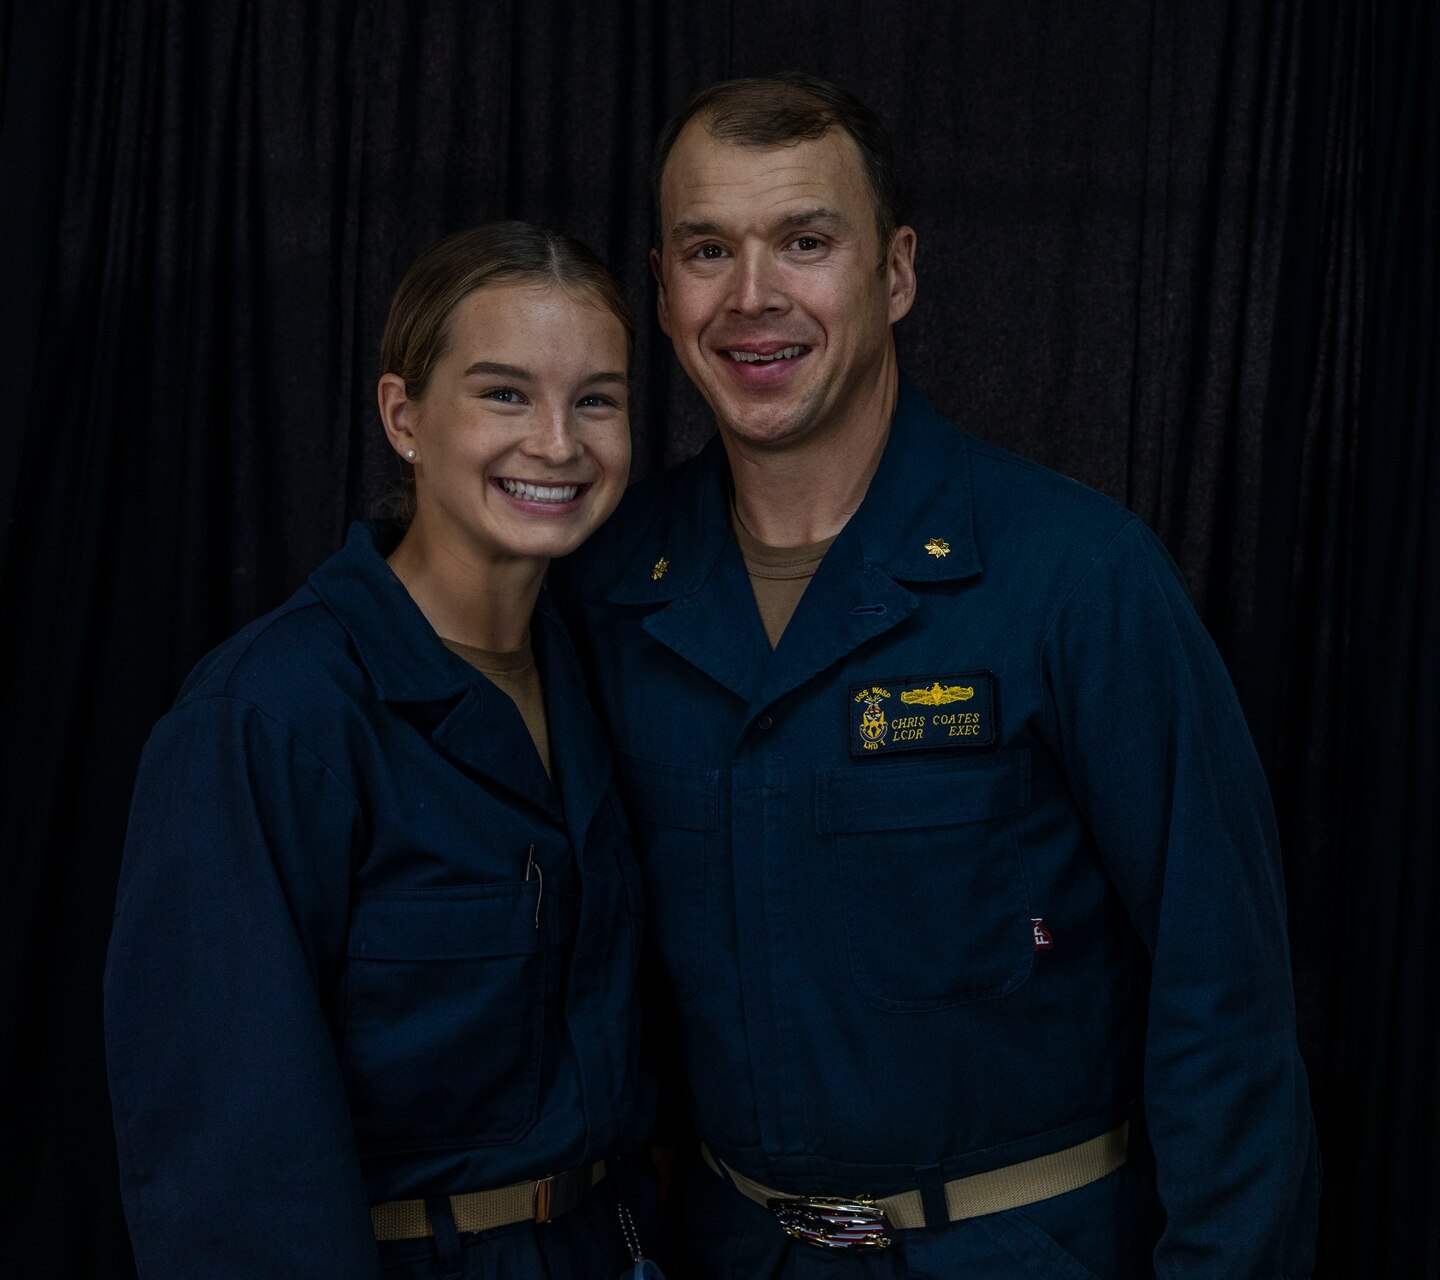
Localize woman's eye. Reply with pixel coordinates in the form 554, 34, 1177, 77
577, 394, 622, 410
482, 386, 525, 404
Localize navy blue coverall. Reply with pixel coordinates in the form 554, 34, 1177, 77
106, 522, 655, 1278
552, 379, 1319, 1279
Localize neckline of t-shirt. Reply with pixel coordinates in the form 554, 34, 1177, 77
731, 509, 837, 577
439, 633, 535, 675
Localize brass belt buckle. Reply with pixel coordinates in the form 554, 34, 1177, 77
766, 1195, 892, 1251
533, 1168, 590, 1223
534, 1174, 558, 1223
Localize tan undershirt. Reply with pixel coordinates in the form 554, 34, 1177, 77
441, 635, 551, 778
732, 514, 837, 649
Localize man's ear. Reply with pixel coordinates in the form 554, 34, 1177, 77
378, 374, 421, 462
651, 246, 671, 338
886, 226, 918, 325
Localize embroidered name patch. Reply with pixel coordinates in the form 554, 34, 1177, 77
849, 673, 997, 757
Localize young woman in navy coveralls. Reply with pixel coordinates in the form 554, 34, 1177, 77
105, 224, 657, 1278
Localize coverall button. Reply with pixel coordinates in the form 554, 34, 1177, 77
757, 715, 774, 730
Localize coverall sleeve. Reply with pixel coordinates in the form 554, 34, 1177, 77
1042, 518, 1319, 1279
105, 696, 382, 1279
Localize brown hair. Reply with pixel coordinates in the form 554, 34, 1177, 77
376, 221, 632, 522
651, 72, 902, 264
381, 220, 633, 399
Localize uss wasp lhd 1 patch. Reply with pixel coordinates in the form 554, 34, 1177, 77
849, 673, 996, 757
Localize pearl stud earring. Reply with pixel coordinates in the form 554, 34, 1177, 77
405, 450, 416, 460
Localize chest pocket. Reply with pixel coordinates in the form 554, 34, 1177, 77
341, 882, 571, 1152
817, 749, 1033, 1012
615, 753, 718, 1003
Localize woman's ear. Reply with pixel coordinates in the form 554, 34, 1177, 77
378, 374, 420, 462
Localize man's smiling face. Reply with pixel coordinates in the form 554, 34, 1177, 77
653, 121, 914, 454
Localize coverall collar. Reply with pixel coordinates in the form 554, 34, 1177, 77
605, 437, 732, 607
309, 521, 469, 704
309, 523, 603, 828
604, 374, 984, 713
607, 375, 981, 604
849, 374, 983, 583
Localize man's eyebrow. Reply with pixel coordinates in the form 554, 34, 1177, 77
777, 206, 851, 233
462, 361, 532, 379
669, 219, 724, 241
668, 208, 853, 242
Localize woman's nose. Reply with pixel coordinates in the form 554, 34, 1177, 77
524, 408, 584, 464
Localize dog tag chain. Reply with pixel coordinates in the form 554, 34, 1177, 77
616, 1198, 664, 1279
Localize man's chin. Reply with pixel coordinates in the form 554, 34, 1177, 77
716, 412, 812, 451
712, 392, 822, 451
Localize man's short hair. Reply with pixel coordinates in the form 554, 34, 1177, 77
652, 72, 902, 262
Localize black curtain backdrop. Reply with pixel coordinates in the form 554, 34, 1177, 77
1, 2, 1434, 1276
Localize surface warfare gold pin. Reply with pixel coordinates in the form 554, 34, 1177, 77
924, 538, 951, 558
901, 682, 974, 706
651, 556, 669, 581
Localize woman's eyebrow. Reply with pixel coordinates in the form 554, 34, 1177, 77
581, 372, 630, 388
462, 360, 532, 379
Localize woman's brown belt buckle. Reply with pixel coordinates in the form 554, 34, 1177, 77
765, 1194, 892, 1251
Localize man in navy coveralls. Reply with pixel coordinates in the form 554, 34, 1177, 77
553, 73, 1319, 1279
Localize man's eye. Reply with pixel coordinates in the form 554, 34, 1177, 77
694, 243, 728, 260
483, 387, 525, 404
789, 236, 823, 252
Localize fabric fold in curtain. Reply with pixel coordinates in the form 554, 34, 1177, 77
1327, 1, 1439, 1271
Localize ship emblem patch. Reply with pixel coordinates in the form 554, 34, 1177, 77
853, 686, 892, 749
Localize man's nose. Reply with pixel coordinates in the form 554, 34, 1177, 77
728, 245, 786, 317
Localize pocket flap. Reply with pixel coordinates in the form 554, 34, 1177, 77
816, 749, 1030, 833
347, 884, 565, 960
617, 753, 721, 831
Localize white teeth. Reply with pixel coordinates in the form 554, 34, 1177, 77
726, 346, 805, 363
500, 479, 579, 502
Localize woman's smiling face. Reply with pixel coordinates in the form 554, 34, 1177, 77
392, 281, 631, 569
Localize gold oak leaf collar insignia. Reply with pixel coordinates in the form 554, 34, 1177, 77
924, 538, 951, 558
651, 556, 669, 581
